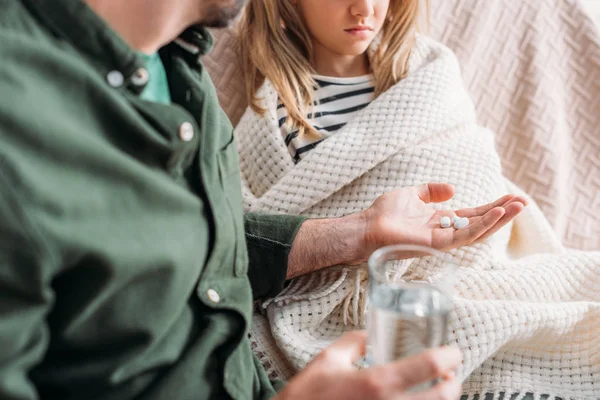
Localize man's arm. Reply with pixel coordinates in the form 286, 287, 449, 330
247, 184, 527, 299
244, 212, 366, 299
286, 213, 367, 279
287, 184, 526, 278
0, 166, 54, 400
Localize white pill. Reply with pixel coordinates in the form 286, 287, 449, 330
452, 216, 460, 224
440, 216, 452, 228
454, 217, 470, 229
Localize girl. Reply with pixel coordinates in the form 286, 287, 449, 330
241, 0, 422, 163
235, 1, 600, 399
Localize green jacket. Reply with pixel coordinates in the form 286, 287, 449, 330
0, 1, 305, 399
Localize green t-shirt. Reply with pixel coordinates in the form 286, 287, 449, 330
139, 52, 171, 105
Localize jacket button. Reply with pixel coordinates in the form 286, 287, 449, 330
178, 122, 194, 142
131, 67, 150, 87
207, 289, 220, 304
107, 70, 124, 88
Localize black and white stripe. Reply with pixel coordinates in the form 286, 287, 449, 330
278, 74, 375, 163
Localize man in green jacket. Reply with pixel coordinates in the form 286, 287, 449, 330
0, 0, 527, 399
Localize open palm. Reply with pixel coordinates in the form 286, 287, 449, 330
361, 183, 527, 259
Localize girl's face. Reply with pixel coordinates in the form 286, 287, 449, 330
295, 0, 390, 57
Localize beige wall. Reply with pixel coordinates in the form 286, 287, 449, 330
582, 0, 600, 25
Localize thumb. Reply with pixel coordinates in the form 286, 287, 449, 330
417, 183, 455, 203
312, 331, 367, 368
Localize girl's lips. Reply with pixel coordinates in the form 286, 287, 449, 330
344, 27, 373, 38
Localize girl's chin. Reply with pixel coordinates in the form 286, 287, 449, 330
329, 41, 372, 57
340, 45, 372, 57
319, 38, 373, 58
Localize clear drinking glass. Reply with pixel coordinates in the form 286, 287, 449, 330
366, 244, 455, 377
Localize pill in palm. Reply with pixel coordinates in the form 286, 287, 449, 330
454, 217, 470, 229
440, 216, 452, 228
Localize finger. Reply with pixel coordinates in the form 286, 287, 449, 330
454, 194, 515, 218
452, 207, 506, 247
473, 201, 525, 243
312, 331, 367, 368
495, 195, 528, 210
512, 195, 529, 207
417, 183, 455, 204
402, 377, 462, 400
372, 347, 462, 391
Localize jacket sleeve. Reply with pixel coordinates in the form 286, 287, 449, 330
243, 213, 307, 300
0, 166, 54, 400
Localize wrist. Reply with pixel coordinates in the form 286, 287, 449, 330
339, 210, 370, 265
287, 212, 370, 279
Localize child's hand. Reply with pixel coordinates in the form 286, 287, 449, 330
359, 183, 527, 260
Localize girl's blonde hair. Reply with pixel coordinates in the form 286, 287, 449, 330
238, 0, 428, 138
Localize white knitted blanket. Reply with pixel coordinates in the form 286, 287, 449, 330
235, 37, 600, 399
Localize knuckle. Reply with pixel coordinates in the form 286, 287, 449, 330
431, 391, 449, 400
343, 330, 364, 341
437, 387, 458, 400
315, 348, 336, 364
361, 373, 385, 398
423, 352, 444, 376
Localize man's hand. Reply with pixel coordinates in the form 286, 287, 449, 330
274, 331, 462, 400
287, 183, 527, 278
357, 183, 527, 262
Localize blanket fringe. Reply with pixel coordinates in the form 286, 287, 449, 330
461, 391, 566, 400
342, 268, 369, 326
263, 266, 371, 328
263, 267, 350, 309
266, 260, 415, 327
342, 258, 415, 327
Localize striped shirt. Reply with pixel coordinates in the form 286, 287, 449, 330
277, 74, 375, 163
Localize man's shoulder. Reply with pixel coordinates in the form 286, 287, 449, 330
0, 1, 91, 97
0, 0, 28, 27
0, 20, 101, 135
0, 19, 106, 178
0, 39, 92, 143
0, 0, 54, 46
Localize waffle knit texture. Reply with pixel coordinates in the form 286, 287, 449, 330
234, 36, 600, 399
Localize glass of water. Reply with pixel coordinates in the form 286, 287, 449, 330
366, 244, 455, 375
